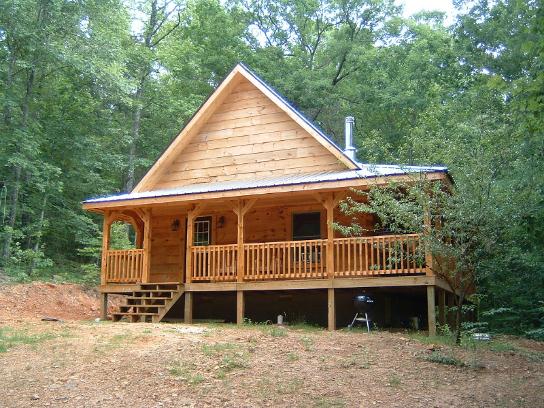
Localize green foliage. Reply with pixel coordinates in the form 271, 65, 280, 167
423, 351, 464, 366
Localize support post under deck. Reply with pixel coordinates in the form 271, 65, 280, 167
236, 291, 244, 325
328, 288, 336, 331
184, 292, 193, 324
427, 285, 436, 336
100, 293, 108, 320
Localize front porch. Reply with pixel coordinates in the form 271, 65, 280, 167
92, 189, 452, 334
103, 233, 427, 285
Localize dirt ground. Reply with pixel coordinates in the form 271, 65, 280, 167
1, 283, 543, 408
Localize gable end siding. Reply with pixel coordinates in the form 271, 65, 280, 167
150, 78, 347, 190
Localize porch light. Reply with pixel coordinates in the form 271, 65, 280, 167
171, 219, 180, 231
218, 216, 225, 228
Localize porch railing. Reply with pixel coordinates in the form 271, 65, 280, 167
333, 234, 425, 277
191, 244, 238, 281
105, 249, 145, 283
244, 239, 327, 280
188, 234, 425, 282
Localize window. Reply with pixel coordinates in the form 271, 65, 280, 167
292, 212, 321, 240
292, 212, 322, 263
193, 216, 212, 246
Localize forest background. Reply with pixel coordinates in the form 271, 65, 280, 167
0, 0, 542, 338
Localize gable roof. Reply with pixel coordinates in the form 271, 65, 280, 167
132, 63, 359, 193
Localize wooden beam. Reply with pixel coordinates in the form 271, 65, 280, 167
233, 199, 257, 282
185, 203, 208, 285
328, 288, 335, 331
141, 209, 152, 283
427, 285, 436, 336
236, 290, 244, 325
184, 292, 193, 324
100, 293, 108, 320
316, 193, 338, 280
423, 195, 434, 277
185, 275, 438, 292
100, 211, 111, 286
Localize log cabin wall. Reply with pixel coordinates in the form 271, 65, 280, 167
201, 202, 377, 245
143, 197, 378, 284
149, 214, 185, 283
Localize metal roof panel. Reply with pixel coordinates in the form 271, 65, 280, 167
84, 164, 447, 204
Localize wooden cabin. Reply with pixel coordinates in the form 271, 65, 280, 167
83, 63, 453, 334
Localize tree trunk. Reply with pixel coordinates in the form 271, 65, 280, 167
454, 293, 464, 345
2, 67, 35, 262
125, 83, 144, 192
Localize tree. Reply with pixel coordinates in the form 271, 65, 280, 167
335, 172, 511, 342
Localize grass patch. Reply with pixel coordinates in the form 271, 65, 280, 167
0, 326, 57, 353
423, 351, 464, 366
287, 323, 324, 333
268, 326, 287, 337
313, 397, 346, 407
300, 335, 314, 351
487, 340, 544, 362
258, 378, 304, 398
93, 333, 139, 353
201, 342, 238, 356
200, 342, 249, 378
388, 374, 402, 387
408, 332, 457, 346
287, 352, 299, 362
339, 353, 371, 369
168, 361, 205, 385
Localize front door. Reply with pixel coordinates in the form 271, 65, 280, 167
292, 212, 322, 263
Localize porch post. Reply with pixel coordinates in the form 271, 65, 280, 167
186, 204, 207, 285
326, 200, 335, 279
186, 212, 195, 285
233, 199, 256, 282
141, 209, 152, 283
184, 292, 193, 324
315, 193, 339, 280
424, 202, 434, 277
236, 290, 244, 325
100, 293, 108, 320
427, 285, 436, 336
236, 204, 245, 283
101, 211, 111, 286
328, 288, 336, 331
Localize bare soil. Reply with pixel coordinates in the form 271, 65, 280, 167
1, 283, 543, 408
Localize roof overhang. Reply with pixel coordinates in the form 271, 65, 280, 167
83, 167, 449, 212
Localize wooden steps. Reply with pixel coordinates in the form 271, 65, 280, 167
112, 283, 184, 323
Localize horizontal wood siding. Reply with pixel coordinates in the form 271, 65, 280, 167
152, 78, 347, 190
150, 215, 184, 283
